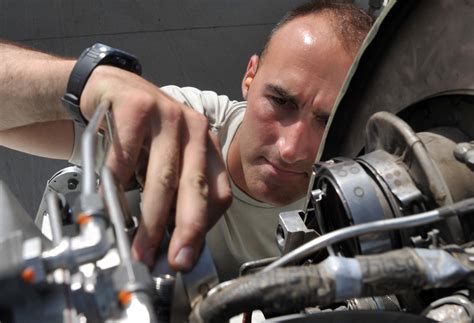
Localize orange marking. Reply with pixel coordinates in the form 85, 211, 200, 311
77, 213, 92, 225
22, 267, 35, 283
118, 290, 132, 306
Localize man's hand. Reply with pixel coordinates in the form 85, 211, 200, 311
81, 65, 232, 271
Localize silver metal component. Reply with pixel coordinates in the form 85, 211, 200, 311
426, 304, 471, 322
42, 218, 111, 271
35, 166, 83, 233
46, 192, 64, 246
264, 207, 447, 271
411, 229, 441, 249
428, 229, 440, 249
167, 245, 219, 322
240, 257, 279, 276
75, 193, 104, 217
321, 256, 362, 300
365, 112, 466, 246
347, 295, 401, 311
206, 279, 236, 298
304, 188, 325, 223
366, 112, 454, 206
22, 237, 47, 283
454, 141, 474, 167
155, 274, 176, 305
181, 244, 219, 308
465, 247, 474, 263
154, 275, 176, 322
415, 249, 470, 288
311, 189, 324, 203
358, 150, 423, 207
113, 261, 152, 290
314, 159, 393, 254
151, 232, 218, 321
70, 264, 118, 322
103, 167, 157, 321
424, 291, 474, 322
277, 211, 318, 255
101, 167, 132, 263
82, 100, 110, 195
123, 189, 141, 237
120, 292, 157, 323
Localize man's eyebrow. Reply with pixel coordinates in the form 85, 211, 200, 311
265, 84, 298, 107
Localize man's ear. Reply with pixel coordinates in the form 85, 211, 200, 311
242, 54, 259, 100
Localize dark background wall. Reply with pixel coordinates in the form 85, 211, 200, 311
0, 0, 309, 217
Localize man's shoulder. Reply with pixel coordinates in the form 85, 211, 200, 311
160, 85, 246, 127
160, 85, 236, 107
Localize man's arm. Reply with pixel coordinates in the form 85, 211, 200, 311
0, 43, 75, 158
0, 42, 232, 271
0, 42, 73, 130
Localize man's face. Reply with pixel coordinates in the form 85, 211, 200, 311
231, 14, 355, 206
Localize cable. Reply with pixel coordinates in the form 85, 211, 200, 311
264, 198, 474, 271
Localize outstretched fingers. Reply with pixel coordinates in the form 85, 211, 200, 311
132, 103, 183, 267
168, 110, 210, 271
97, 81, 231, 272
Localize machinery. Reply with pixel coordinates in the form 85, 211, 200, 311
1, 0, 474, 322
189, 1, 474, 321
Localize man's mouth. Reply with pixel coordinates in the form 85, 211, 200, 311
263, 158, 308, 178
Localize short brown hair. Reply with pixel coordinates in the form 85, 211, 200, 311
261, 0, 374, 58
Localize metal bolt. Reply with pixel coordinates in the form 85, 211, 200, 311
311, 189, 324, 202
68, 178, 79, 190
465, 150, 474, 167
454, 142, 474, 167
154, 275, 175, 305
354, 187, 364, 197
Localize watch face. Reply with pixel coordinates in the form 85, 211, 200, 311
91, 43, 141, 75
63, 43, 142, 126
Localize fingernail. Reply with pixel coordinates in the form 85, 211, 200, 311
143, 249, 155, 267
175, 246, 194, 271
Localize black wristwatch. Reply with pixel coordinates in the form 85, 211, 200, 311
62, 43, 142, 126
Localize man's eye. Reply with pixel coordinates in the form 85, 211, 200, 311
270, 96, 287, 106
316, 116, 329, 126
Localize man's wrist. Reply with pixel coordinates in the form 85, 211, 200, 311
62, 43, 142, 127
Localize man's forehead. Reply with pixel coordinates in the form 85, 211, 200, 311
267, 13, 335, 52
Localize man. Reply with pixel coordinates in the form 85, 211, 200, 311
0, 2, 372, 280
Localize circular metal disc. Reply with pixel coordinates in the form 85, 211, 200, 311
318, 0, 474, 161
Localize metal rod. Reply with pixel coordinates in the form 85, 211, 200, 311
101, 167, 133, 263
263, 207, 445, 271
82, 100, 111, 195
46, 192, 63, 246
101, 167, 137, 284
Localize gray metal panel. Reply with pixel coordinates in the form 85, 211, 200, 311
0, 0, 306, 217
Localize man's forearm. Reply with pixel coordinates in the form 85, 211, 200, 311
0, 42, 74, 131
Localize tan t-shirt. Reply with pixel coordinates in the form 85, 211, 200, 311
69, 86, 304, 281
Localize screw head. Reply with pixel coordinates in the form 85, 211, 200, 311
68, 178, 79, 190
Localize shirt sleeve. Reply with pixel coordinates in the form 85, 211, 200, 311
160, 85, 241, 132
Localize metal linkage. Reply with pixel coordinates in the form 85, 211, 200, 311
264, 198, 474, 271
102, 167, 157, 323
45, 192, 64, 246
82, 100, 110, 195
40, 101, 113, 272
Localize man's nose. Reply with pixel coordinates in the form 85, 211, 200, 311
277, 121, 312, 164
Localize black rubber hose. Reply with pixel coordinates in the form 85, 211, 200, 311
189, 266, 336, 323
189, 248, 471, 323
